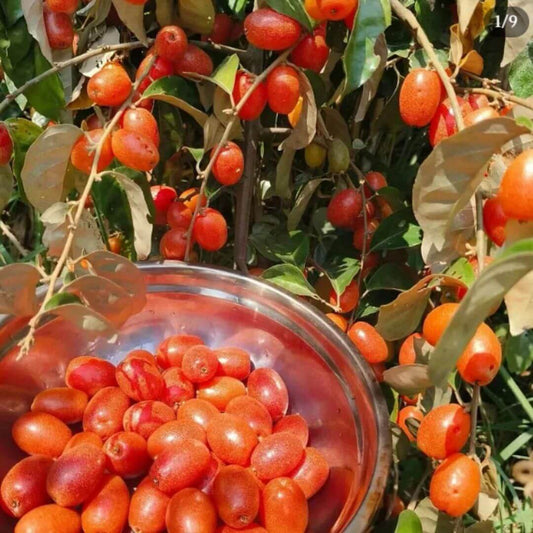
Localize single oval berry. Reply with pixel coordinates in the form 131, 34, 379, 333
193, 208, 228, 252
290, 29, 329, 73
464, 106, 499, 127
327, 188, 363, 229
498, 149, 533, 221
87, 63, 132, 107
483, 196, 508, 246
111, 129, 159, 172
399, 69, 442, 127
266, 66, 301, 115
174, 44, 214, 77
44, 8, 74, 50
45, 0, 79, 14
318, 0, 357, 20
121, 108, 160, 146
347, 322, 389, 363
211, 142, 244, 186
244, 9, 302, 51
70, 129, 114, 175
155, 25, 188, 63
233, 70, 268, 121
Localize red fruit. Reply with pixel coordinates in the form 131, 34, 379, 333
30, 387, 87, 424
326, 312, 348, 331
304, 0, 326, 19
468, 93, 490, 110
218, 525, 266, 533
45, 0, 78, 14
43, 8, 74, 50
318, 0, 357, 20
244, 9, 301, 51
122, 108, 160, 146
225, 396, 273, 439
214, 347, 251, 380
103, 431, 150, 478
398, 332, 423, 365
251, 432, 304, 481
289, 447, 329, 499
177, 398, 219, 431
137, 54, 174, 83
160, 228, 188, 260
456, 323, 502, 386
0, 123, 13, 165
123, 400, 175, 439
150, 439, 211, 495
259, 477, 308, 533
328, 279, 360, 313
344, 5, 358, 29
151, 185, 177, 226
147, 420, 207, 458
352, 218, 380, 251
396, 406, 424, 442
111, 129, 159, 172
81, 474, 129, 533
12, 411, 71, 458
1, 455, 53, 518
399, 69, 442, 127
125, 349, 156, 363
193, 208, 228, 252
364, 171, 388, 197
266, 66, 300, 115
129, 477, 170, 533
64, 431, 103, 451
429, 453, 481, 517
167, 201, 193, 229
211, 142, 245, 186
417, 404, 470, 459
429, 96, 472, 147
423, 303, 459, 346
181, 345, 219, 383
347, 322, 389, 363
206, 413, 259, 466
84, 113, 103, 131
65, 356, 116, 397
483, 196, 508, 246
70, 129, 114, 175
162, 367, 195, 408
14, 505, 81, 533
197, 376, 247, 411
498, 149, 533, 221
166, 488, 217, 533
203, 14, 233, 44
155, 26, 188, 62
82, 386, 131, 440
174, 44, 214, 77
464, 106, 499, 127
46, 444, 106, 507
327, 189, 363, 229
213, 465, 260, 529
116, 356, 164, 402
88, 63, 132, 107
233, 70, 268, 121
247, 368, 289, 422
157, 333, 204, 368
272, 414, 309, 447
290, 30, 329, 73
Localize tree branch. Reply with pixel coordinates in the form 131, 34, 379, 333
190, 40, 248, 59
390, 0, 465, 131
17, 57, 156, 359
0, 41, 149, 115
0, 219, 28, 256
462, 87, 533, 112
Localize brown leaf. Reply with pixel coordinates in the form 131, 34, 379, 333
275, 148, 295, 200
449, 23, 472, 66
415, 497, 456, 533
0, 264, 41, 317
44, 303, 116, 336
458, 0, 481, 35
21, 0, 53, 63
502, 0, 533, 66
322, 108, 352, 149
287, 179, 325, 231
383, 364, 433, 396
21, 124, 83, 212
79, 28, 121, 78
111, 0, 148, 44
280, 72, 317, 151
460, 50, 484, 75
41, 202, 104, 258
0, 164, 13, 211
469, 0, 495, 39
413, 118, 528, 271
156, 0, 177, 27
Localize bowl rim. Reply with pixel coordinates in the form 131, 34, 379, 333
0, 261, 392, 531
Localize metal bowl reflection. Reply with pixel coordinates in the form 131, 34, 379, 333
0, 263, 390, 532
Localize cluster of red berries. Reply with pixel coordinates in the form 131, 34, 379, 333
399, 68, 504, 146
3, 334, 328, 532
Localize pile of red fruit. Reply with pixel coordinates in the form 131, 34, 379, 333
2, 334, 330, 532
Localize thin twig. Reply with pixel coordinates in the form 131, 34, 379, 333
190, 40, 248, 59
469, 384, 481, 454
462, 87, 533, 112
0, 219, 28, 256
184, 43, 299, 261
17, 57, 156, 359
390, 0, 465, 131
0, 41, 149, 115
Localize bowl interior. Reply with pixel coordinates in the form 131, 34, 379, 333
0, 265, 390, 532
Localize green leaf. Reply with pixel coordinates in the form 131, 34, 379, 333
504, 330, 533, 374
44, 292, 83, 311
0, 164, 13, 210
287, 179, 324, 231
0, 0, 24, 27
143, 77, 208, 126
509, 43, 533, 98
264, 0, 313, 31
395, 510, 423, 533
185, 147, 205, 163
444, 257, 476, 287
44, 303, 116, 336
343, 0, 390, 95
211, 54, 239, 94
157, 101, 184, 166
321, 253, 360, 298
370, 208, 422, 251
366, 263, 415, 292
414, 0, 451, 43
262, 264, 318, 298
250, 227, 309, 269
429, 238, 533, 385
178, 0, 215, 34
227, 0, 248, 17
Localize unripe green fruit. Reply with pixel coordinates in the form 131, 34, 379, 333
328, 138, 350, 173
305, 142, 327, 168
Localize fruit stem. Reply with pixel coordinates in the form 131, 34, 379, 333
17, 56, 157, 359
468, 384, 480, 455
390, 0, 465, 131
0, 40, 150, 115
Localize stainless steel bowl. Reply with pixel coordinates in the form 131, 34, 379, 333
0, 263, 391, 532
